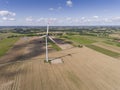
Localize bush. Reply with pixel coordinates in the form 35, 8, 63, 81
78, 45, 83, 48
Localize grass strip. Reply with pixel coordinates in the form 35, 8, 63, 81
86, 45, 120, 58
61, 35, 96, 45
49, 40, 62, 51
0, 38, 19, 57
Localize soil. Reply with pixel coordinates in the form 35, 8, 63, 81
0, 36, 120, 90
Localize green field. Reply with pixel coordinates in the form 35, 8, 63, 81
49, 40, 62, 51
86, 45, 120, 58
104, 40, 120, 47
0, 33, 22, 38
60, 34, 120, 58
0, 38, 19, 57
61, 35, 96, 45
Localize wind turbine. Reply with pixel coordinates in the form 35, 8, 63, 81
45, 23, 49, 62
40, 23, 56, 62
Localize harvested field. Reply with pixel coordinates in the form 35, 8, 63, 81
110, 34, 120, 38
0, 36, 120, 90
93, 42, 120, 54
92, 42, 120, 59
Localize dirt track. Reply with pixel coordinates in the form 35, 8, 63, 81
1, 37, 120, 90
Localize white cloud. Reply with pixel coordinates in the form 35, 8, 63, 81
2, 17, 7, 20
21, 16, 120, 26
111, 17, 120, 22
9, 18, 15, 21
74, 18, 81, 23
37, 18, 57, 24
38, 17, 120, 25
26, 17, 33, 22
58, 6, 62, 10
0, 10, 16, 16
81, 17, 85, 20
2, 17, 15, 21
49, 18, 57, 23
93, 16, 99, 19
66, 17, 72, 21
37, 18, 45, 22
37, 18, 48, 23
101, 18, 111, 23
49, 6, 62, 11
49, 8, 54, 11
66, 0, 73, 7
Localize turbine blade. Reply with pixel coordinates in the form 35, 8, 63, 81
47, 23, 49, 35
39, 35, 46, 39
48, 36, 56, 44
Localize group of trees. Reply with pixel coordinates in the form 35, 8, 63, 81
0, 26, 120, 38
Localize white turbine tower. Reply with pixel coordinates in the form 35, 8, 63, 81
40, 22, 56, 62
45, 23, 49, 62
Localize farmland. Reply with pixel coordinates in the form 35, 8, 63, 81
0, 38, 19, 57
1, 36, 120, 90
60, 34, 120, 59
0, 27, 120, 90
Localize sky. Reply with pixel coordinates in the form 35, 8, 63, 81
0, 0, 120, 26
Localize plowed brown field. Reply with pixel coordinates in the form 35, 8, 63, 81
0, 37, 120, 90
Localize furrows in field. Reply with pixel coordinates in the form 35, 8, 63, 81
63, 47, 120, 90
93, 42, 120, 54
58, 54, 90, 90
20, 62, 34, 90
51, 64, 70, 90
11, 63, 25, 90
0, 63, 23, 90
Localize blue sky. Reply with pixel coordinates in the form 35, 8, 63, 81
0, 0, 120, 26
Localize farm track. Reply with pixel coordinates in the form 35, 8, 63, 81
1, 37, 120, 90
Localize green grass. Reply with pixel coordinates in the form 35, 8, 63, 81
60, 34, 120, 57
50, 42, 62, 51
104, 40, 120, 47
49, 40, 62, 51
0, 33, 23, 38
61, 35, 96, 45
86, 45, 120, 58
0, 38, 19, 57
